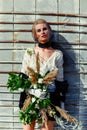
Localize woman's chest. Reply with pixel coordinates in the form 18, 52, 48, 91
28, 53, 57, 75
39, 49, 57, 65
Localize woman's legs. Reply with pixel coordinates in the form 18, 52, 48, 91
40, 121, 55, 130
23, 121, 35, 130
22, 120, 54, 130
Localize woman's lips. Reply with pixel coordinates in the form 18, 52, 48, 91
41, 35, 47, 38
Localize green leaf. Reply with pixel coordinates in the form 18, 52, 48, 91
42, 98, 51, 108
7, 73, 31, 92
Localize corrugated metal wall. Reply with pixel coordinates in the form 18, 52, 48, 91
0, 0, 87, 130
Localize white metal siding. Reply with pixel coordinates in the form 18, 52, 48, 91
0, 0, 87, 130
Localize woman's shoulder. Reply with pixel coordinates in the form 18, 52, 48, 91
55, 49, 63, 56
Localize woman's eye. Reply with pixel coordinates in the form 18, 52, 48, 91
37, 29, 41, 32
36, 27, 47, 33
43, 27, 47, 31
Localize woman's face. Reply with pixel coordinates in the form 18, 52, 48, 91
35, 23, 51, 43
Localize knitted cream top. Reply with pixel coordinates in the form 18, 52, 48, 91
21, 48, 64, 92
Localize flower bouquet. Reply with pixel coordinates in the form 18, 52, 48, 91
7, 53, 79, 129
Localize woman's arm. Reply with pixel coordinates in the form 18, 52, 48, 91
55, 50, 68, 102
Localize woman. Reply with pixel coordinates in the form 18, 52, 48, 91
19, 19, 68, 130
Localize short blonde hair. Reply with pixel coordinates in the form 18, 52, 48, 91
32, 19, 52, 41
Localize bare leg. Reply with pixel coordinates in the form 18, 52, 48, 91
23, 121, 35, 130
41, 121, 55, 130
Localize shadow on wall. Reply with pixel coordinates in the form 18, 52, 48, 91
51, 30, 76, 67
51, 30, 80, 120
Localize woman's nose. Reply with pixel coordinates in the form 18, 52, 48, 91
41, 29, 45, 33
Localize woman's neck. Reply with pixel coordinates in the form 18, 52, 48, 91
38, 41, 51, 48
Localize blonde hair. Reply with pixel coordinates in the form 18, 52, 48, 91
32, 19, 52, 41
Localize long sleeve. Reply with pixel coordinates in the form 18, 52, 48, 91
55, 50, 68, 103
21, 50, 29, 74
55, 50, 64, 81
